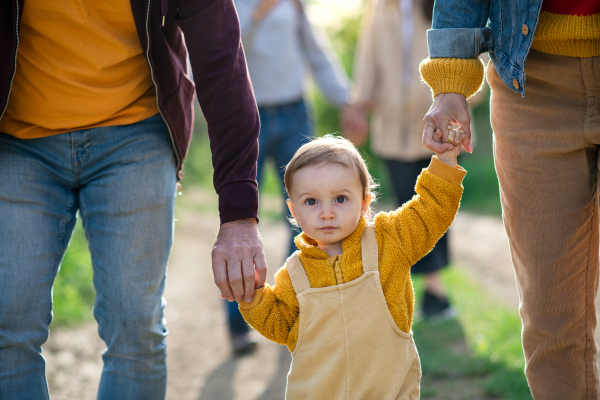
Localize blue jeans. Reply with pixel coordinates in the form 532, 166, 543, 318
225, 99, 311, 337
0, 114, 176, 400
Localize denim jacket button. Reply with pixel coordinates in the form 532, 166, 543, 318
522, 24, 529, 35
513, 79, 519, 89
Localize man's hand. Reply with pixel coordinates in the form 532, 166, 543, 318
423, 93, 473, 154
212, 218, 267, 303
341, 103, 369, 147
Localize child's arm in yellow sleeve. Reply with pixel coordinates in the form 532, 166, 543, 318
237, 266, 299, 345
375, 157, 466, 267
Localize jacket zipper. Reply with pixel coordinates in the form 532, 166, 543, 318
333, 256, 343, 285
144, 0, 182, 175
1, 0, 20, 121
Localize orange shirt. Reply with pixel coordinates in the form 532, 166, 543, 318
0, 0, 159, 139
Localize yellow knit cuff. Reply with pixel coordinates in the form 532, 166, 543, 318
419, 57, 485, 99
238, 287, 265, 310
428, 156, 466, 187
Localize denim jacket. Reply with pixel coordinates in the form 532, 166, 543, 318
428, 0, 543, 96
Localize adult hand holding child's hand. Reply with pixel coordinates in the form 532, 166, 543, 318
435, 125, 466, 168
423, 92, 473, 155
212, 218, 267, 303
252, 0, 283, 22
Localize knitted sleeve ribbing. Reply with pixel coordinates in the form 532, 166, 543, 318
238, 266, 300, 348
419, 57, 485, 99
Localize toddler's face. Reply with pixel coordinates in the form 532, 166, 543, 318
287, 162, 370, 256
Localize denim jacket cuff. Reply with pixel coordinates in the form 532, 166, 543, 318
427, 28, 494, 59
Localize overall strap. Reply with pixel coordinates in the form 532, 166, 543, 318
361, 222, 379, 273
286, 251, 312, 294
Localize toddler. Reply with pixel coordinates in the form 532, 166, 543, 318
239, 132, 466, 399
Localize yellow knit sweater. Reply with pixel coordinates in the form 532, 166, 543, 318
239, 157, 466, 352
420, 10, 600, 98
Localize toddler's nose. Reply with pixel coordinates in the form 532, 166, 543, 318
320, 207, 335, 220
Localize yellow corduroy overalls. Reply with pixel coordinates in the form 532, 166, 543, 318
285, 223, 421, 400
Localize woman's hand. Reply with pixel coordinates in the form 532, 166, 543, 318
423, 92, 473, 155
341, 103, 369, 147
252, 0, 283, 22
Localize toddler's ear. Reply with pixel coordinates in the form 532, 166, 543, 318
361, 193, 372, 216
287, 199, 298, 221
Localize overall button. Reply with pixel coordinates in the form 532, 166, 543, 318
522, 24, 529, 35
513, 79, 519, 90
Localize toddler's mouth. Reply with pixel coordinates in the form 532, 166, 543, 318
320, 226, 337, 231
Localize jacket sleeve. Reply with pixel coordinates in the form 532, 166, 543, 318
375, 157, 465, 267
238, 266, 300, 345
298, 9, 349, 106
177, 0, 260, 224
419, 0, 492, 99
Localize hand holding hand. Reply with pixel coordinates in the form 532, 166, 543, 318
435, 125, 466, 168
211, 218, 267, 303
252, 0, 283, 22
341, 103, 369, 147
422, 93, 473, 155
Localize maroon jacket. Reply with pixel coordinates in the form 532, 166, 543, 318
0, 0, 260, 224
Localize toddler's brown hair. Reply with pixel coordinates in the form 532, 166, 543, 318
284, 135, 378, 219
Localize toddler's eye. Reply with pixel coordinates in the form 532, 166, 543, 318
335, 196, 346, 204
305, 198, 317, 206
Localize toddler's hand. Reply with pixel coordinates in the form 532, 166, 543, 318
434, 124, 465, 168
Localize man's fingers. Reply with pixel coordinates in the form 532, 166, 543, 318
211, 251, 234, 301
227, 260, 245, 302
242, 256, 256, 303
254, 251, 267, 291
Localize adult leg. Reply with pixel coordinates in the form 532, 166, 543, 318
272, 100, 312, 256
74, 115, 176, 400
0, 132, 78, 400
489, 51, 600, 399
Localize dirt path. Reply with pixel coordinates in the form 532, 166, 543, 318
41, 188, 596, 399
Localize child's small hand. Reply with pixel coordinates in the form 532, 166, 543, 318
434, 124, 465, 168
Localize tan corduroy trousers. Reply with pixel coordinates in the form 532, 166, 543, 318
285, 224, 421, 400
489, 50, 600, 399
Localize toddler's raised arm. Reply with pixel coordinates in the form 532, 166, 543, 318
376, 157, 466, 267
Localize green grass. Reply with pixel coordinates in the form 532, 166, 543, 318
459, 153, 502, 216
52, 220, 95, 326
413, 269, 531, 399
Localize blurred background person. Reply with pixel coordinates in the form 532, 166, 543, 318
343, 0, 466, 319
226, 0, 351, 354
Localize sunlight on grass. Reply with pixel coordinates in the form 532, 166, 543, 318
413, 268, 532, 400
52, 220, 95, 326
